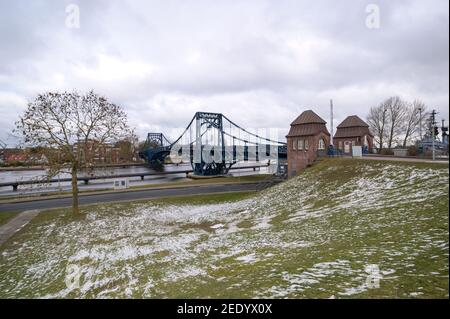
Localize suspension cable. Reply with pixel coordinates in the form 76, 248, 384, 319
222, 114, 286, 145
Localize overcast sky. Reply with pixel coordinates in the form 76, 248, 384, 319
0, 0, 448, 145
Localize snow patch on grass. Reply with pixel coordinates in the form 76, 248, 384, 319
0, 160, 448, 298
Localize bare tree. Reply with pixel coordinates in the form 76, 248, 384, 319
384, 96, 407, 149
15, 91, 130, 214
401, 100, 426, 147
367, 103, 389, 153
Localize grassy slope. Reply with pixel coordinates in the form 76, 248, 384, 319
0, 212, 19, 226
0, 159, 448, 298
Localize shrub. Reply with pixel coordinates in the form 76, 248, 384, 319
407, 146, 418, 157
423, 150, 433, 159
379, 148, 394, 156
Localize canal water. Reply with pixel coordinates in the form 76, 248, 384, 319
0, 163, 267, 197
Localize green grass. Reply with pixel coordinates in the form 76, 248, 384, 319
0, 212, 20, 226
0, 158, 448, 298
129, 174, 272, 189
148, 191, 256, 205
32, 191, 256, 220
0, 188, 110, 203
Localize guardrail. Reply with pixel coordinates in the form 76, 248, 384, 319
0, 164, 269, 191
0, 162, 166, 172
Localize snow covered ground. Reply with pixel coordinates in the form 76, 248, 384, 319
0, 159, 448, 298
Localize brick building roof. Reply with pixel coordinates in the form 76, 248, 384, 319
290, 110, 327, 125
337, 115, 369, 128
334, 115, 373, 138
287, 110, 330, 137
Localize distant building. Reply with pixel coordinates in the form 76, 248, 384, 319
73, 139, 120, 164
27, 153, 48, 165
286, 110, 330, 177
2, 149, 28, 164
417, 136, 449, 156
333, 115, 373, 154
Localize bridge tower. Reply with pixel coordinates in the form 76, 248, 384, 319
138, 133, 172, 171
193, 112, 229, 176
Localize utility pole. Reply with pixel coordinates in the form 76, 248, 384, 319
431, 110, 437, 161
418, 107, 423, 140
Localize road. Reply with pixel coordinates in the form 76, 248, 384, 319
0, 182, 261, 212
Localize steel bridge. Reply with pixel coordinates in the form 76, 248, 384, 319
139, 112, 287, 176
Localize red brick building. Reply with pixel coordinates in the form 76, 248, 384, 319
333, 115, 373, 154
286, 110, 330, 177
2, 149, 28, 164
73, 140, 120, 164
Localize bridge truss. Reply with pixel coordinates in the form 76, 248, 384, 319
139, 112, 287, 176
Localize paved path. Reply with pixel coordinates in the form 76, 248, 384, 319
362, 156, 449, 164
0, 210, 40, 246
0, 182, 261, 213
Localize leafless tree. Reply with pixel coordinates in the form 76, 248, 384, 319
15, 91, 130, 214
401, 100, 426, 147
384, 96, 407, 149
368, 97, 430, 151
367, 103, 389, 152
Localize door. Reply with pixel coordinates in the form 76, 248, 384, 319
344, 141, 351, 153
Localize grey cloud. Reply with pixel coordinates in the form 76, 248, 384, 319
0, 0, 448, 144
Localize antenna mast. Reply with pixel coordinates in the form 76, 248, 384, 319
330, 99, 334, 146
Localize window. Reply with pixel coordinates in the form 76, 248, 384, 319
293, 139, 297, 150
304, 139, 309, 150
338, 141, 343, 150
318, 139, 325, 150
298, 139, 304, 150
